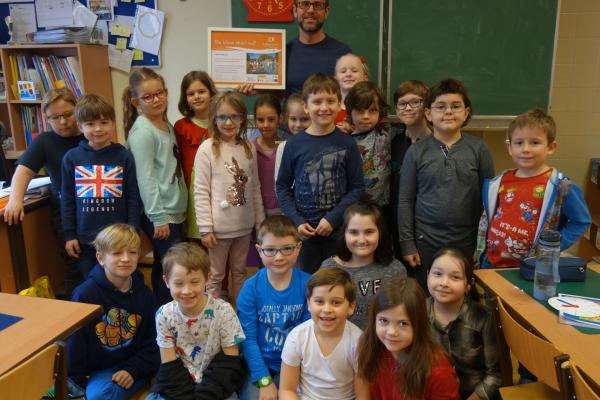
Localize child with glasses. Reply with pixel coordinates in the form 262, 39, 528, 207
195, 91, 265, 302
397, 78, 494, 290
4, 88, 83, 297
124, 68, 187, 305
390, 80, 431, 263
237, 215, 311, 400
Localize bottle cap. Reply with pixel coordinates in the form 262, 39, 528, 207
540, 229, 560, 246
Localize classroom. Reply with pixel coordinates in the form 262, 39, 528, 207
0, 0, 599, 399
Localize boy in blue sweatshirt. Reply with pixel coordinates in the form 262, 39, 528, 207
276, 73, 364, 274
61, 94, 140, 279
67, 224, 159, 400
237, 215, 311, 400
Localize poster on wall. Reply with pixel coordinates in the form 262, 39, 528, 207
208, 27, 285, 90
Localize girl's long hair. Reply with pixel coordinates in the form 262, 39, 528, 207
122, 67, 166, 137
358, 277, 442, 399
178, 70, 217, 118
336, 201, 393, 265
208, 91, 252, 159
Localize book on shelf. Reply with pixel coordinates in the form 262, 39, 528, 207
20, 105, 48, 145
8, 53, 83, 100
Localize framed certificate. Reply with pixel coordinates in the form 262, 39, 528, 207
208, 27, 286, 90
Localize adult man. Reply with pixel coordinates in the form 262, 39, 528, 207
238, 0, 351, 96
286, 0, 351, 94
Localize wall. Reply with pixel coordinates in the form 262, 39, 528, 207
111, 0, 231, 142
549, 0, 600, 187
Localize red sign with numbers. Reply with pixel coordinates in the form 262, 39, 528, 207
243, 0, 295, 22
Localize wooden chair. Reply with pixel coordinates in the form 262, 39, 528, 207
0, 341, 67, 399
563, 361, 600, 400
495, 297, 570, 400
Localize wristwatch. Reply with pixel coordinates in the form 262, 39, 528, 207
256, 375, 273, 388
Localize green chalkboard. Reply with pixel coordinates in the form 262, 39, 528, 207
390, 0, 558, 115
231, 0, 382, 83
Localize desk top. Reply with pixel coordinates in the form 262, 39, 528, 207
475, 264, 600, 385
0, 293, 101, 376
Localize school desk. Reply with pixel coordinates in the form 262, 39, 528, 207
0, 195, 64, 293
0, 292, 101, 376
475, 263, 600, 387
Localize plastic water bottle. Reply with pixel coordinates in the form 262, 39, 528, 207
533, 230, 561, 301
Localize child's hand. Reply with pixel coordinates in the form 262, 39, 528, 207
236, 83, 257, 96
3, 199, 25, 225
154, 224, 170, 240
112, 369, 134, 389
297, 223, 316, 240
336, 119, 354, 133
201, 232, 218, 249
65, 239, 81, 258
315, 218, 333, 236
403, 253, 421, 268
259, 383, 278, 400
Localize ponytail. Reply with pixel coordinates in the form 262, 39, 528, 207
123, 67, 166, 138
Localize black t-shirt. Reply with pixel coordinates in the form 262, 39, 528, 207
17, 130, 83, 199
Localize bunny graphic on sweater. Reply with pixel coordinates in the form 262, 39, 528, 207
225, 157, 248, 206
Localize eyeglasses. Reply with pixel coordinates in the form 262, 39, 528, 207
259, 245, 298, 257
296, 1, 327, 10
138, 89, 167, 104
396, 99, 423, 110
46, 111, 75, 121
430, 103, 465, 113
215, 114, 243, 124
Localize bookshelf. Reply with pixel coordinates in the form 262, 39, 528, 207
0, 44, 113, 159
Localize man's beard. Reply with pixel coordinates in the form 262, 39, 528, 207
298, 18, 324, 33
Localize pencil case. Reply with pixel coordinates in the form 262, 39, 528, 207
519, 257, 587, 282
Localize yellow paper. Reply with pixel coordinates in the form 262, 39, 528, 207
116, 37, 128, 50
121, 0, 131, 2
133, 49, 144, 60
134, 0, 145, 3
111, 23, 131, 37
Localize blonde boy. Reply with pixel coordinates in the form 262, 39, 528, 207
476, 108, 591, 267
67, 224, 159, 400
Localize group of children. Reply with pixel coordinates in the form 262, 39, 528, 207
2, 49, 592, 400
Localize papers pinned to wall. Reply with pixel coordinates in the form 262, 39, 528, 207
129, 5, 163, 56
35, 0, 73, 28
108, 44, 133, 73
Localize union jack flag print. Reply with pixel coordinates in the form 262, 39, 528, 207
75, 165, 123, 198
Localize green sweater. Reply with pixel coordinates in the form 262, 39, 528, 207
127, 115, 187, 226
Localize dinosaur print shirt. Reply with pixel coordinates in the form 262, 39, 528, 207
155, 296, 245, 382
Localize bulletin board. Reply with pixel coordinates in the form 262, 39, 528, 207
0, 0, 159, 67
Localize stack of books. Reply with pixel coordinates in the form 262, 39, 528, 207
9, 53, 83, 99
26, 27, 93, 44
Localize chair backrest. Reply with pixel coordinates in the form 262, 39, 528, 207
497, 297, 565, 390
568, 361, 600, 400
0, 341, 66, 399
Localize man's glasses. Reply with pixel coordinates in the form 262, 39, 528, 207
138, 89, 167, 104
430, 103, 465, 113
259, 245, 298, 257
46, 111, 75, 121
296, 1, 327, 11
396, 99, 423, 110
215, 114, 243, 124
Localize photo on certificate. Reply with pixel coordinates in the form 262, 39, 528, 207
208, 28, 286, 90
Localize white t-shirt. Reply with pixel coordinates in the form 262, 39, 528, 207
155, 296, 245, 382
281, 318, 362, 400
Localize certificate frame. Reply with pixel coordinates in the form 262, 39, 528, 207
208, 27, 286, 90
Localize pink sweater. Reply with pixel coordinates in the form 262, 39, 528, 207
194, 138, 265, 238
252, 138, 281, 215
